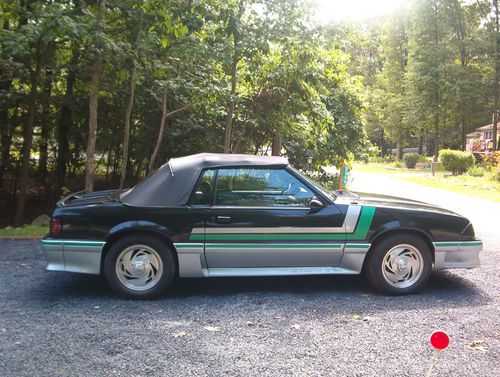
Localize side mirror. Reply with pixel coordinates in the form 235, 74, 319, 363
309, 196, 324, 213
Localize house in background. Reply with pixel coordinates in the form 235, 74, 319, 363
465, 123, 498, 153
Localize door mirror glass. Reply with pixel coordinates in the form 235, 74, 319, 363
309, 196, 324, 213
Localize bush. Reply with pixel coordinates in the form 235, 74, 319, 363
494, 167, 500, 182
467, 166, 485, 177
439, 149, 475, 175
402, 153, 421, 169
369, 155, 393, 164
482, 151, 500, 170
392, 161, 404, 168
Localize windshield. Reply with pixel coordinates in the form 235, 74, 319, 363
289, 167, 337, 202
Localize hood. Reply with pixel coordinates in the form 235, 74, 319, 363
335, 191, 461, 217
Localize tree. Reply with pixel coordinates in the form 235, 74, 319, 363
373, 10, 409, 160
85, 0, 105, 193
119, 4, 143, 189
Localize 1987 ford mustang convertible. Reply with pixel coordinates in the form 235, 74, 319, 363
41, 153, 482, 298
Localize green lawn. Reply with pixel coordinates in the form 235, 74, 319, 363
0, 225, 47, 238
354, 162, 500, 202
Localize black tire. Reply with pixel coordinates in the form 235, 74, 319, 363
104, 234, 175, 299
364, 233, 432, 295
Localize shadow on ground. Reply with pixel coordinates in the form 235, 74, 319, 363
23, 268, 490, 314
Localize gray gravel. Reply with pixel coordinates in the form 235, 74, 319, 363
1, 175, 499, 377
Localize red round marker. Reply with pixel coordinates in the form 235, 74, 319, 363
430, 331, 450, 350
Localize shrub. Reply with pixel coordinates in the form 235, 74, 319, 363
482, 151, 500, 170
494, 167, 500, 182
369, 155, 393, 164
402, 153, 421, 169
467, 166, 485, 177
392, 161, 404, 168
438, 149, 475, 175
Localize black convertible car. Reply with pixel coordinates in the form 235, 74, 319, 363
41, 153, 481, 298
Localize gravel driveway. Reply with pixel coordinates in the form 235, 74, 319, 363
1, 173, 498, 377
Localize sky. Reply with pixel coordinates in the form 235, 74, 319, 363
310, 0, 412, 24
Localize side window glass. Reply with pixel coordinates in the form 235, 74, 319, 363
191, 169, 215, 205
215, 168, 314, 207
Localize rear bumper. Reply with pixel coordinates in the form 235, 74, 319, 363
433, 240, 482, 270
40, 238, 105, 274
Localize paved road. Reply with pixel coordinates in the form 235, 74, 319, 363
0, 174, 498, 377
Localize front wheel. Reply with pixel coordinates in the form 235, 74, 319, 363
364, 233, 432, 295
104, 234, 175, 299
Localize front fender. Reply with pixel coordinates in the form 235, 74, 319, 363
368, 219, 435, 245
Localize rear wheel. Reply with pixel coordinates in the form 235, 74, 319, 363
364, 233, 432, 295
104, 234, 175, 299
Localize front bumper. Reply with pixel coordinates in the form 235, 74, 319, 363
433, 240, 482, 270
40, 238, 105, 274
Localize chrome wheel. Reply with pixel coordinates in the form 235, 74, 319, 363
116, 244, 163, 291
381, 244, 424, 288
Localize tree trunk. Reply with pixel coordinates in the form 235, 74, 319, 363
148, 91, 193, 173
14, 67, 42, 226
119, 63, 137, 189
224, 3, 244, 153
85, 0, 105, 193
224, 36, 238, 153
493, 0, 499, 150
55, 48, 79, 197
271, 134, 282, 156
0, 18, 12, 189
396, 138, 403, 161
119, 8, 143, 189
148, 88, 168, 174
38, 67, 53, 180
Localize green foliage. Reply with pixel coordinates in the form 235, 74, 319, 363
494, 167, 500, 182
467, 165, 485, 177
0, 226, 47, 238
482, 152, 500, 170
402, 153, 421, 169
439, 149, 475, 175
0, 0, 369, 225
392, 161, 404, 168
342, 0, 494, 157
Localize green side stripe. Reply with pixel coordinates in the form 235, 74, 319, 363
350, 206, 376, 240
205, 244, 343, 249
194, 233, 345, 241
41, 240, 105, 248
189, 206, 376, 241
459, 242, 483, 247
434, 241, 482, 248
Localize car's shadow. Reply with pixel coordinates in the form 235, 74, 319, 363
28, 268, 491, 314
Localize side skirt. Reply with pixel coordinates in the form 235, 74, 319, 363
202, 266, 360, 277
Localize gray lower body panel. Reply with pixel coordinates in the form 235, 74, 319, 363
174, 242, 371, 277
433, 241, 482, 270
41, 239, 104, 274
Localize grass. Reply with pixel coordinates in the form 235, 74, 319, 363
354, 162, 500, 202
0, 225, 47, 238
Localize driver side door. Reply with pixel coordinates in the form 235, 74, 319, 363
199, 167, 347, 268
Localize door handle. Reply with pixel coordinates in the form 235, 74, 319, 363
215, 216, 231, 224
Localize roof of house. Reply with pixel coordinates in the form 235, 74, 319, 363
121, 153, 289, 207
466, 123, 494, 138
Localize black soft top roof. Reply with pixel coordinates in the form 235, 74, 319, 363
121, 153, 289, 207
